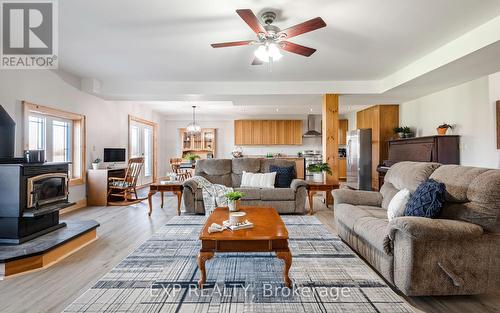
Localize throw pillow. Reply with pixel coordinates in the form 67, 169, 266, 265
387, 188, 411, 221
269, 165, 295, 188
404, 179, 446, 218
241, 171, 276, 188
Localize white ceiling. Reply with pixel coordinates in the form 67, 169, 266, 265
60, 0, 500, 81
124, 95, 325, 117
58, 1, 500, 116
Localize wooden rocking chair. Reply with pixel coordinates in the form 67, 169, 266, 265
107, 157, 145, 205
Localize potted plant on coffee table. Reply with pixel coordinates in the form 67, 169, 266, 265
307, 163, 333, 182
437, 123, 453, 135
225, 191, 245, 212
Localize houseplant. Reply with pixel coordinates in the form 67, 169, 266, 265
402, 126, 412, 138
393, 127, 404, 138
225, 191, 245, 212
185, 153, 200, 163
437, 123, 453, 135
92, 158, 101, 170
307, 163, 333, 182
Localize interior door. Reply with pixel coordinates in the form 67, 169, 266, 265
129, 121, 154, 186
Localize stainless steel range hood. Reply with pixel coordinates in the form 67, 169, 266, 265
303, 115, 322, 137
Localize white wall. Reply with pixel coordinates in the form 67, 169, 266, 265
0, 70, 167, 203
400, 74, 499, 168
162, 114, 322, 168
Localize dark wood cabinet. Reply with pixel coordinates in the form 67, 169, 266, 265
377, 135, 460, 188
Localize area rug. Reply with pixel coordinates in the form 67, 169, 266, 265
64, 215, 413, 312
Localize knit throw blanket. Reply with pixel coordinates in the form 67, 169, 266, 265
190, 176, 233, 214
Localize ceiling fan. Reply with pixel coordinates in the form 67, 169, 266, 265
211, 9, 326, 65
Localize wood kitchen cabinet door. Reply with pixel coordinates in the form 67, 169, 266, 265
275, 120, 285, 144
262, 120, 276, 145
292, 120, 303, 145
356, 110, 365, 128
234, 120, 242, 145
339, 119, 348, 145
234, 120, 253, 145
283, 120, 293, 144
251, 120, 262, 144
338, 158, 347, 179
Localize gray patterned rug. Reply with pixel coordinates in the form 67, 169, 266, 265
64, 215, 413, 312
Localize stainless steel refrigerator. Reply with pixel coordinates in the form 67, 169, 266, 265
346, 129, 372, 190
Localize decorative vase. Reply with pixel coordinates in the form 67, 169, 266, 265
92, 163, 99, 170
313, 172, 324, 182
437, 127, 448, 135
228, 200, 240, 212
397, 132, 405, 139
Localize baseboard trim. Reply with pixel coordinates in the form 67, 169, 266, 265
60, 198, 87, 215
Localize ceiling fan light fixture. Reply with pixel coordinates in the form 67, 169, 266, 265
254, 43, 282, 63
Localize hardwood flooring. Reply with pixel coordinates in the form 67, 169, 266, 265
0, 193, 498, 313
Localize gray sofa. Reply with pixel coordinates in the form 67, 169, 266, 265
182, 158, 308, 214
333, 161, 500, 296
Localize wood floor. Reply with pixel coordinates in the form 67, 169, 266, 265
0, 193, 498, 313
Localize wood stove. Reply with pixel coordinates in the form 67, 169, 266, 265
0, 105, 73, 244
0, 162, 73, 244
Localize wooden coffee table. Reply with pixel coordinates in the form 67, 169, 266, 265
147, 182, 183, 216
198, 206, 292, 288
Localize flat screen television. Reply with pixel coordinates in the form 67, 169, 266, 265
103, 148, 126, 162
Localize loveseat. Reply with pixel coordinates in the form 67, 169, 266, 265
182, 158, 308, 214
333, 161, 500, 296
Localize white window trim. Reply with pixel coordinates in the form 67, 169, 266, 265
23, 101, 86, 187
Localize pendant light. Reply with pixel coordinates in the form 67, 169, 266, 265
186, 105, 201, 135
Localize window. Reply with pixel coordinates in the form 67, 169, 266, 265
24, 102, 86, 186
28, 115, 45, 150
52, 119, 72, 162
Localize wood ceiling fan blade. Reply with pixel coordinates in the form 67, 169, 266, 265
236, 9, 267, 35
281, 41, 317, 57
251, 57, 263, 65
278, 17, 326, 39
211, 40, 254, 48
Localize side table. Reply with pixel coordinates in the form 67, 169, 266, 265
306, 181, 340, 215
148, 182, 183, 216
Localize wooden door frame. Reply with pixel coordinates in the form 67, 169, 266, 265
128, 115, 158, 184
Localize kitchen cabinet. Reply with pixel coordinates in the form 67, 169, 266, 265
338, 158, 346, 180
179, 128, 216, 158
234, 120, 303, 145
356, 105, 399, 190
337, 119, 348, 181
339, 119, 348, 145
